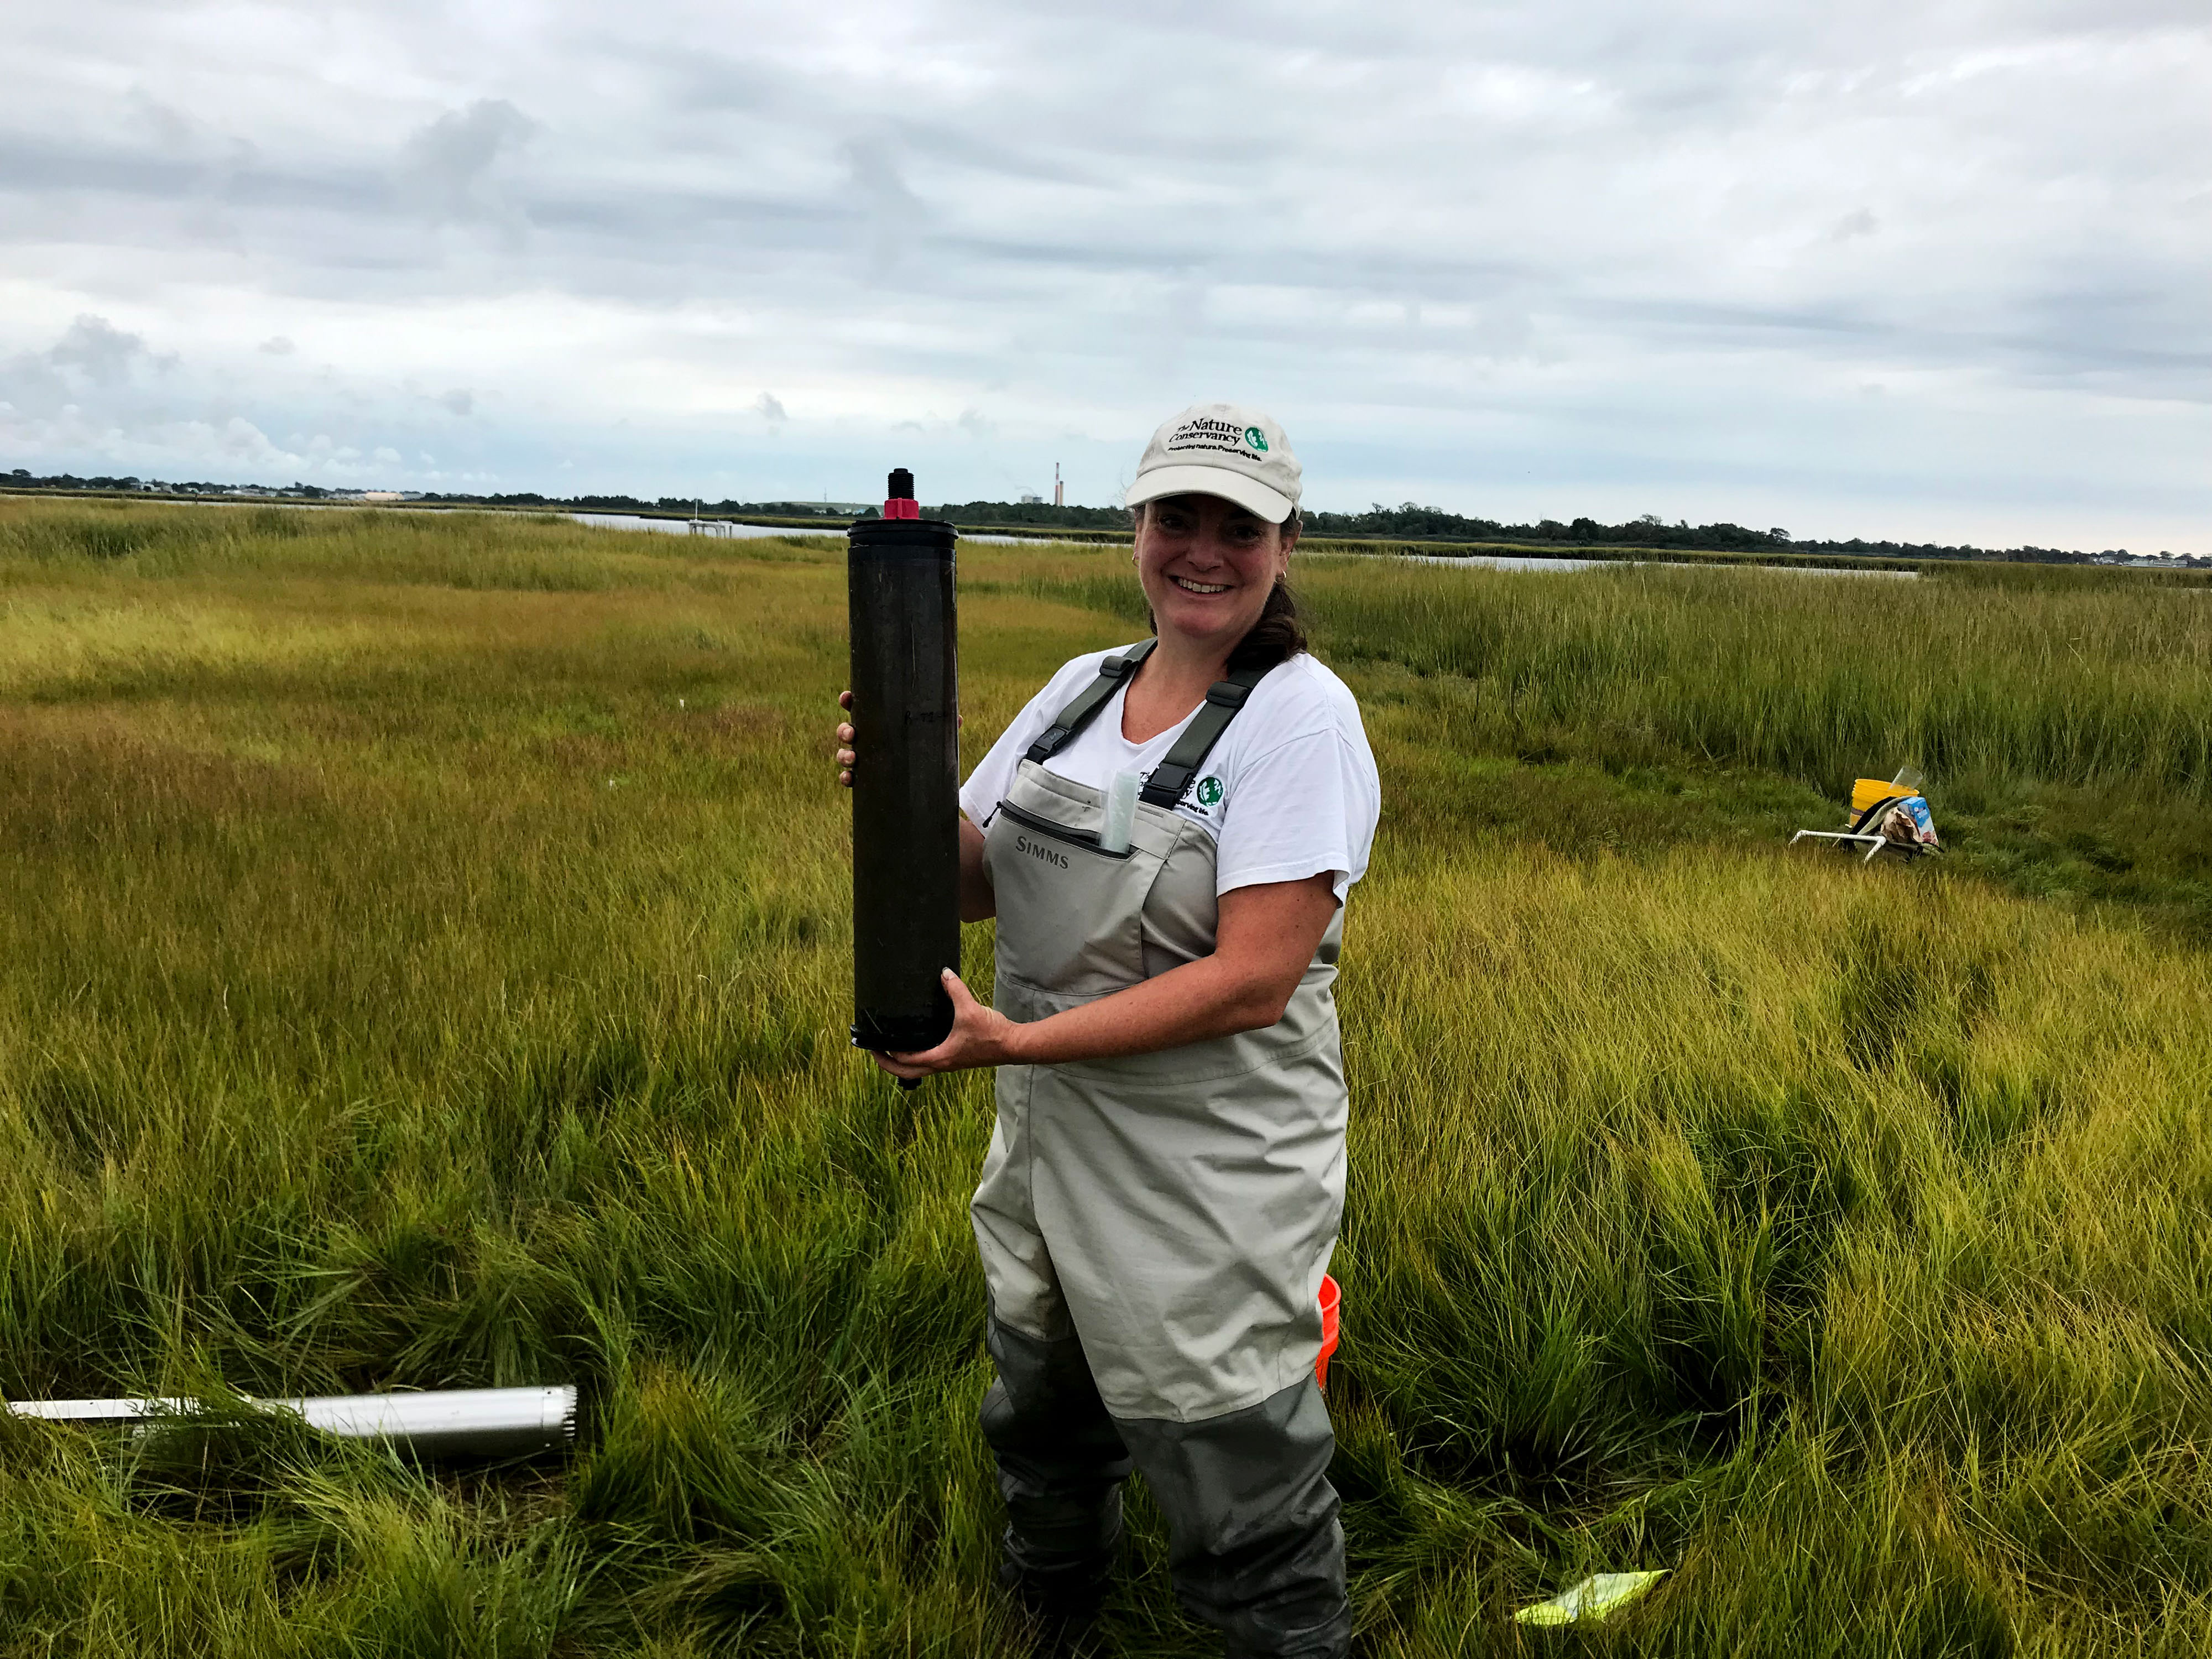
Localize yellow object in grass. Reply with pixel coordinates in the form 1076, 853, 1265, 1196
1512, 1571, 1668, 1626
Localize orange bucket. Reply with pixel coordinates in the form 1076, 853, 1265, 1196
1316, 1275, 1342, 1390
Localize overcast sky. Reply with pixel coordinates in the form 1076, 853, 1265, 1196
4, 1, 2207, 549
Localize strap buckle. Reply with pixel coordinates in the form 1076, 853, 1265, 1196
1139, 765, 1192, 807
1204, 680, 1250, 710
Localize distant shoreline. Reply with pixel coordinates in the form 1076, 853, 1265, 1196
5, 483, 2206, 580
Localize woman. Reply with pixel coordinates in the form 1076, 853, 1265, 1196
835, 403, 1379, 1658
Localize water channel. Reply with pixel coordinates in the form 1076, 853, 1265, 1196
572, 513, 1030, 546
1388, 551, 1918, 578
573, 514, 1919, 577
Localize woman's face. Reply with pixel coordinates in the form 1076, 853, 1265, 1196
1133, 493, 1297, 651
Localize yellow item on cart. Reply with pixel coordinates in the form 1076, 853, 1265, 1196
1850, 778, 1906, 816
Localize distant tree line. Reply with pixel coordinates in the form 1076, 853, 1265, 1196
5, 468, 255, 496
918, 499, 1131, 530
425, 493, 869, 517
1292, 503, 2141, 566
924, 498, 2184, 566
7, 468, 2200, 566
913, 498, 2165, 565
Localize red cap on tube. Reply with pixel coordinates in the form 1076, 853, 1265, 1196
884, 469, 920, 519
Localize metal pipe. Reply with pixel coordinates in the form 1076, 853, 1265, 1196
7, 1385, 577, 1458
1790, 829, 1903, 863
847, 469, 961, 1068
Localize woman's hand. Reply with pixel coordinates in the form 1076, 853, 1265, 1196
872, 969, 1021, 1079
864, 879, 1335, 1077
833, 690, 856, 787
834, 690, 959, 787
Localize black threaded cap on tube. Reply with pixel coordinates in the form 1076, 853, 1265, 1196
887, 468, 914, 500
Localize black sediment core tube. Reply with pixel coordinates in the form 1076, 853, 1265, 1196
848, 474, 960, 1055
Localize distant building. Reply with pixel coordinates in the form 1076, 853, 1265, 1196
1019, 493, 1045, 505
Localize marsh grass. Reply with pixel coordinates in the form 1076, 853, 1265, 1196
1, 497, 2209, 1654
1301, 555, 2212, 798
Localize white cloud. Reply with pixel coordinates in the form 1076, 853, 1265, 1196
0, 0, 2204, 546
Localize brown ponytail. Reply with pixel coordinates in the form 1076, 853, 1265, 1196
1130, 503, 1308, 672
1225, 574, 1307, 672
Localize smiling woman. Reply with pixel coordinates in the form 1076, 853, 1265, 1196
835, 403, 1379, 1657
1131, 495, 1310, 678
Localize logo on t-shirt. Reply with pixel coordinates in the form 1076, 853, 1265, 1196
1196, 775, 1224, 807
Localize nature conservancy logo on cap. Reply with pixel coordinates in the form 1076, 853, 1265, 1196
1125, 401, 1303, 524
1165, 415, 1257, 455
1196, 776, 1224, 806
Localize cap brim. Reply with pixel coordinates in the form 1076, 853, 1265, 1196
1125, 465, 1296, 524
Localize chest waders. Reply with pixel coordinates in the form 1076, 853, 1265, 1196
972, 641, 1351, 1659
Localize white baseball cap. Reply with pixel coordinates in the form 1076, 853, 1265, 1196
1124, 402, 1302, 524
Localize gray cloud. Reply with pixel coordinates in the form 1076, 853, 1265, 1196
842, 136, 930, 278
399, 99, 539, 226
0, 1, 2205, 546
47, 315, 163, 385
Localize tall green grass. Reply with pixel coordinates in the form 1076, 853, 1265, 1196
2, 497, 2209, 1654
1305, 556, 2212, 799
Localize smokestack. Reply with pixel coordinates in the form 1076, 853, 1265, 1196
1054, 462, 1063, 508
846, 470, 961, 1073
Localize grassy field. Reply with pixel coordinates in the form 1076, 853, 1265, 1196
2, 497, 2209, 1656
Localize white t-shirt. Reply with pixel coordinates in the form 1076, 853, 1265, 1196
960, 645, 1380, 902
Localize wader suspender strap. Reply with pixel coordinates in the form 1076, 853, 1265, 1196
1138, 660, 1271, 807
1025, 639, 1159, 764
1019, 637, 1274, 807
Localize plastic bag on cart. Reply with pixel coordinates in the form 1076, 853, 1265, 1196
1878, 795, 1939, 851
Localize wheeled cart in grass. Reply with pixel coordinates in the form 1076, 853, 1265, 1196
1791, 767, 1942, 863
